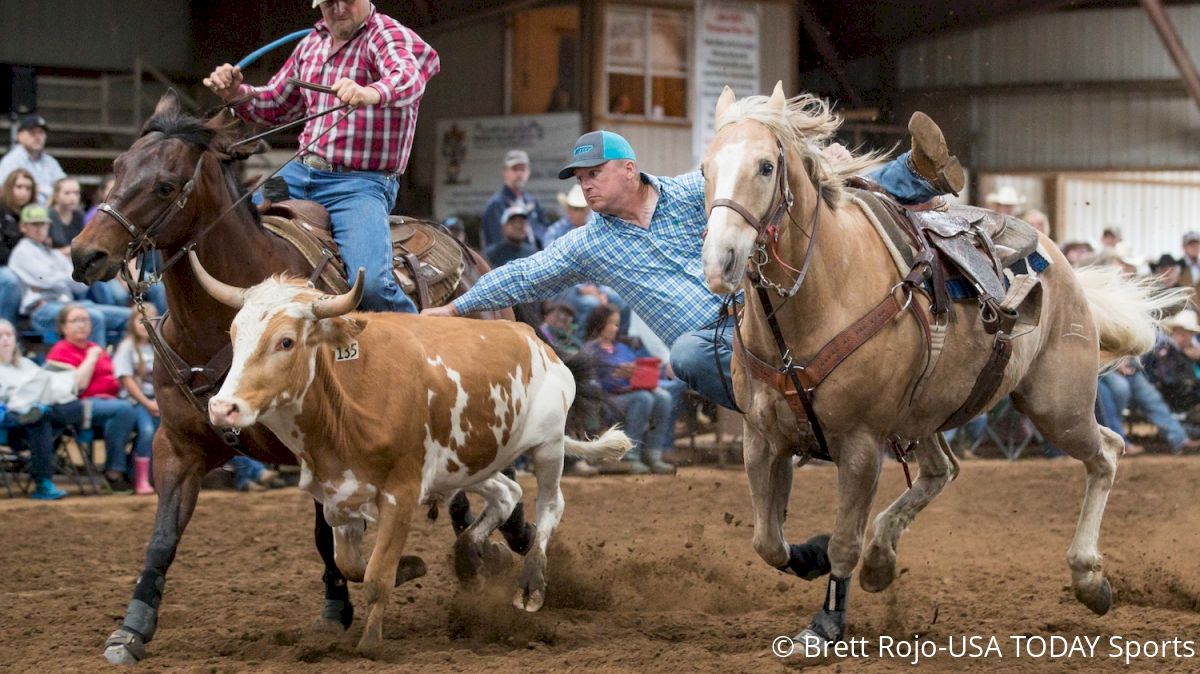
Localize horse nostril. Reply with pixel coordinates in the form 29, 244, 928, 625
722, 252, 736, 277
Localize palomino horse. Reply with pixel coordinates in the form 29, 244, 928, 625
70, 92, 508, 664
700, 83, 1183, 645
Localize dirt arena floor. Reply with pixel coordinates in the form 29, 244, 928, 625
2, 455, 1199, 673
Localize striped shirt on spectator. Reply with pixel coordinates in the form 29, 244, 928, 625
234, 6, 439, 174
453, 170, 727, 346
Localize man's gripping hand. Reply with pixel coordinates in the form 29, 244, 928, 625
203, 64, 244, 102
421, 304, 459, 318
331, 78, 382, 107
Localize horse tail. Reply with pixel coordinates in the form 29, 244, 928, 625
1074, 265, 1192, 368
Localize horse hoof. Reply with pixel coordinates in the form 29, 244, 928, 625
395, 555, 428, 586
792, 627, 829, 650
453, 536, 484, 583
103, 627, 145, 665
513, 587, 545, 613
859, 545, 896, 593
1077, 577, 1113, 616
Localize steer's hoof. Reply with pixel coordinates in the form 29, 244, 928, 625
482, 540, 514, 576
395, 555, 428, 586
103, 627, 145, 665
513, 587, 545, 613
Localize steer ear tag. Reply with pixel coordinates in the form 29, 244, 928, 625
334, 341, 360, 362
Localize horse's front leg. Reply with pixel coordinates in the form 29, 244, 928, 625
104, 429, 211, 665
795, 431, 882, 646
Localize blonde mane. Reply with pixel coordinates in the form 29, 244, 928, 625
716, 92, 886, 208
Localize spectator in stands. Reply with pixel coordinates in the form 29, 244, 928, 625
112, 306, 159, 495
584, 304, 675, 475
485, 206, 538, 268
1177, 231, 1200, 293
537, 302, 581, 355
1059, 241, 1095, 267
0, 319, 74, 500
45, 304, 138, 491
546, 86, 574, 113
1019, 208, 1049, 235
1151, 253, 1182, 290
48, 177, 85, 249
1143, 308, 1200, 416
228, 456, 280, 492
442, 216, 467, 245
481, 150, 549, 248
0, 169, 36, 326
0, 115, 64, 206
84, 174, 115, 223
10, 204, 131, 347
985, 186, 1024, 215
545, 184, 590, 247
1101, 226, 1122, 250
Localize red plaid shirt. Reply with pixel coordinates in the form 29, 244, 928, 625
235, 6, 439, 174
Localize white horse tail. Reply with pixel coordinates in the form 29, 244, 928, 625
564, 426, 632, 461
1074, 265, 1193, 368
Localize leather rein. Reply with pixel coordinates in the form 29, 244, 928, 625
710, 137, 932, 463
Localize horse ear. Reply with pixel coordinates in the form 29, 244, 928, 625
154, 90, 181, 117
223, 139, 270, 161
767, 81, 787, 110
715, 86, 736, 123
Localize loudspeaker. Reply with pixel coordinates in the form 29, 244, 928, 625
10, 65, 36, 115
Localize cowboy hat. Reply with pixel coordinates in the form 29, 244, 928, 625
986, 185, 1026, 207
1164, 309, 1200, 334
556, 184, 587, 210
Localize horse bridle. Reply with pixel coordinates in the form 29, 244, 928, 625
97, 151, 205, 259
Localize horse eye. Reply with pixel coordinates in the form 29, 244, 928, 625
278, 337, 294, 351
155, 182, 175, 198
760, 161, 774, 177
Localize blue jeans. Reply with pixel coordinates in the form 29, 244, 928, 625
0, 267, 20, 326
657, 377, 688, 449
131, 403, 159, 460
30, 299, 131, 347
868, 152, 941, 206
612, 389, 673, 458
229, 455, 266, 489
72, 397, 138, 473
670, 326, 736, 410
3, 411, 57, 481
278, 161, 415, 314
1101, 370, 1188, 450
560, 285, 630, 337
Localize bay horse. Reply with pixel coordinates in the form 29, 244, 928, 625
699, 83, 1186, 645
70, 91, 510, 664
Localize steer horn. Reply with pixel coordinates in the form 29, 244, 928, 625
188, 249, 246, 309
311, 268, 366, 319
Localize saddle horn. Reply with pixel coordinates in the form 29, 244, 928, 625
188, 249, 247, 309
310, 268, 366, 319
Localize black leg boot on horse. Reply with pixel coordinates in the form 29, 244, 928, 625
449, 467, 536, 555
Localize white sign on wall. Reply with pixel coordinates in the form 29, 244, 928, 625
433, 112, 583, 220
693, 2, 760, 166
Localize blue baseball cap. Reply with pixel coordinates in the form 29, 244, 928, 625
557, 130, 637, 179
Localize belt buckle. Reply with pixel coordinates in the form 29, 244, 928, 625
303, 154, 330, 171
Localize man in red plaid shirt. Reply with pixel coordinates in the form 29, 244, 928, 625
204, 0, 440, 313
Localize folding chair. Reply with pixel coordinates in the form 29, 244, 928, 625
969, 397, 1043, 460
0, 427, 31, 498
56, 425, 104, 495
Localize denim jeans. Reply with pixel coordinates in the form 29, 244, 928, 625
657, 377, 688, 449
868, 152, 941, 206
670, 326, 736, 410
559, 285, 630, 337
229, 455, 266, 489
30, 300, 131, 347
0, 266, 21, 326
612, 389, 673, 458
278, 161, 415, 314
86, 398, 138, 473
1101, 370, 1188, 449
1095, 377, 1126, 441
131, 403, 159, 460
3, 411, 56, 481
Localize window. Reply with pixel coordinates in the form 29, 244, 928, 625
605, 6, 690, 120
512, 3, 580, 115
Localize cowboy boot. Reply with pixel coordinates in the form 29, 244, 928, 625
906, 112, 965, 196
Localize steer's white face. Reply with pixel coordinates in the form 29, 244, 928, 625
208, 278, 363, 428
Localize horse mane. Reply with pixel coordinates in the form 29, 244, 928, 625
140, 108, 261, 225
716, 93, 886, 209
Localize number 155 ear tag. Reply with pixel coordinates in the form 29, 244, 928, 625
334, 341, 360, 362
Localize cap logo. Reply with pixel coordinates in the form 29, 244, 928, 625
573, 144, 594, 156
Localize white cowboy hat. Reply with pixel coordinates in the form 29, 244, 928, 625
1110, 242, 1146, 267
986, 185, 1026, 207
556, 184, 588, 210
1164, 309, 1200, 334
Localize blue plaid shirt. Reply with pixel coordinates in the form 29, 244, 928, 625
453, 170, 725, 346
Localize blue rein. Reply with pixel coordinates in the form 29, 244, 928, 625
236, 29, 313, 69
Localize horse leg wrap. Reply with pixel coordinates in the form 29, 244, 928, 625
807, 575, 851, 642
322, 569, 354, 629
776, 534, 831, 580
124, 569, 166, 642
499, 501, 536, 556
448, 491, 474, 536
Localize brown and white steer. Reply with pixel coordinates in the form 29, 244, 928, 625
189, 253, 630, 650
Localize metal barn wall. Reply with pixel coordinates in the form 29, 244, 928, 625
1058, 172, 1200, 261
897, 5, 1200, 172
0, 1, 191, 72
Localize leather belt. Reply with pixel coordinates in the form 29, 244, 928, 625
301, 154, 355, 173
